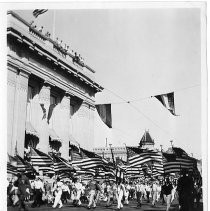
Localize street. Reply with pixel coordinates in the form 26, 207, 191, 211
7, 199, 203, 211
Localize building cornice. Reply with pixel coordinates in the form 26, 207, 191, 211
7, 10, 103, 93
7, 54, 96, 107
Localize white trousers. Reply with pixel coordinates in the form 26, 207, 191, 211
117, 191, 124, 209
76, 190, 82, 205
124, 190, 129, 204
88, 190, 96, 207
53, 190, 63, 208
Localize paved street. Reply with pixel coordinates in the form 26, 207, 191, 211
7, 199, 203, 211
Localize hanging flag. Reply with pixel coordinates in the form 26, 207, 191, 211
154, 92, 177, 115
7, 162, 18, 175
33, 9, 48, 18
70, 144, 107, 170
162, 147, 196, 175
15, 155, 35, 174
126, 166, 144, 177
127, 147, 162, 167
96, 104, 112, 128
40, 104, 46, 120
30, 147, 53, 172
47, 104, 56, 124
50, 153, 75, 173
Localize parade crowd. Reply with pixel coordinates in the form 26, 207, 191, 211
7, 169, 202, 211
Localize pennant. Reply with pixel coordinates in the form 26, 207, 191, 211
40, 104, 46, 120
47, 104, 56, 124
154, 92, 177, 115
96, 104, 112, 128
33, 9, 48, 18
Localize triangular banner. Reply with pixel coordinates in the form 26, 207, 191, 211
154, 92, 177, 116
95, 104, 112, 128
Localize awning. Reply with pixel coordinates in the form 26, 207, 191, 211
49, 128, 62, 143
25, 121, 39, 138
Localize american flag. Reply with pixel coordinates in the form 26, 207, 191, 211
7, 162, 18, 175
33, 9, 48, 18
127, 147, 162, 167
30, 147, 53, 172
70, 145, 108, 169
162, 148, 196, 174
50, 153, 75, 173
15, 155, 35, 174
126, 165, 144, 177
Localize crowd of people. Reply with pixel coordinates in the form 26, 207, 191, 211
7, 169, 202, 211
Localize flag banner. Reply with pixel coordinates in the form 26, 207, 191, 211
15, 155, 35, 174
50, 153, 75, 173
33, 9, 48, 18
7, 162, 18, 175
96, 104, 112, 128
40, 104, 46, 120
127, 147, 162, 167
154, 92, 177, 115
125, 166, 144, 177
70, 144, 108, 170
30, 148, 53, 172
162, 147, 197, 174
47, 104, 56, 124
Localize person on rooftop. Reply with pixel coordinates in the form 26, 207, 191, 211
38, 26, 43, 33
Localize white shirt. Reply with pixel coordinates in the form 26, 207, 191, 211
34, 180, 44, 191
75, 182, 82, 191
145, 185, 151, 192
152, 183, 158, 192
62, 184, 70, 193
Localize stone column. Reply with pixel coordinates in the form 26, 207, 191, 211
37, 81, 51, 153
74, 101, 94, 150
10, 67, 30, 157
59, 92, 71, 160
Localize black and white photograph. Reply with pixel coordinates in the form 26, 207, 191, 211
0, 2, 208, 211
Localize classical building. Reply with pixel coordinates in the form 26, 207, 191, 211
139, 130, 155, 150
7, 11, 103, 160
93, 146, 127, 162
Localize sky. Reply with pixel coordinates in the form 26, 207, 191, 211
15, 8, 202, 159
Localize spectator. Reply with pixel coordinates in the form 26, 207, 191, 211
38, 26, 43, 33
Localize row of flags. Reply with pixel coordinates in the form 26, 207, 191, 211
7, 144, 200, 181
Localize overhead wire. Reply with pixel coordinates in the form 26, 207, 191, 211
96, 83, 200, 145
97, 84, 200, 105
103, 87, 171, 136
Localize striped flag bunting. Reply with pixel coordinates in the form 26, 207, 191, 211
15, 155, 35, 173
30, 148, 53, 172
154, 92, 177, 116
127, 147, 162, 167
70, 144, 108, 170
162, 147, 197, 174
7, 162, 18, 175
126, 166, 144, 177
33, 9, 48, 18
50, 153, 75, 173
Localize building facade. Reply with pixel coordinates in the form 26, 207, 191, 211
7, 11, 103, 160
93, 146, 127, 162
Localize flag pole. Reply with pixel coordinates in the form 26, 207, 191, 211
52, 10, 56, 40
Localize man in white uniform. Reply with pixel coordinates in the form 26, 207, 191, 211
52, 177, 63, 209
